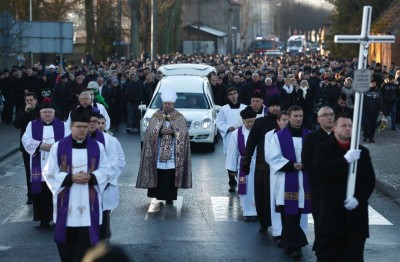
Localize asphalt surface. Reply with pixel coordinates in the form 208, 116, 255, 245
2, 121, 400, 203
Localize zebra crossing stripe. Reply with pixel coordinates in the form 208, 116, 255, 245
306, 206, 392, 226
211, 196, 241, 221
2, 205, 32, 223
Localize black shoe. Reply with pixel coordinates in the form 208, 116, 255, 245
39, 221, 51, 227
26, 199, 33, 205
166, 200, 173, 205
258, 227, 267, 233
363, 137, 368, 142
290, 248, 302, 259
244, 216, 257, 222
228, 186, 236, 193
369, 138, 375, 143
273, 236, 283, 248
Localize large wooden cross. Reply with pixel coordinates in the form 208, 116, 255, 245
334, 6, 395, 200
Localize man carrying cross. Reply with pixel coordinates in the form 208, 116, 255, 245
313, 113, 375, 261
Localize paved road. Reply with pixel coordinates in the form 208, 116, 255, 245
0, 125, 400, 261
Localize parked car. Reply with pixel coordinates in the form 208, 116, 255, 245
139, 64, 220, 151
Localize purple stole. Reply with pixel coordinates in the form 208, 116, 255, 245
55, 135, 101, 246
31, 118, 65, 194
93, 130, 105, 147
237, 127, 247, 195
277, 127, 312, 215
92, 102, 100, 113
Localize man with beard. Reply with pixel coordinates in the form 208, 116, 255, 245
241, 95, 281, 233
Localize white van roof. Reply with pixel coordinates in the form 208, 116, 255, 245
158, 75, 206, 94
157, 64, 216, 77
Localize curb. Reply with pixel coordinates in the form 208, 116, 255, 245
375, 176, 400, 204
0, 145, 20, 162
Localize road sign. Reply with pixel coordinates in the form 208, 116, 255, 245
113, 41, 129, 45
353, 69, 371, 93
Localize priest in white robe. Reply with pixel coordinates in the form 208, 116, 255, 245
216, 87, 246, 192
87, 112, 126, 241
42, 108, 112, 262
268, 105, 311, 259
225, 106, 257, 221
265, 110, 288, 243
21, 101, 70, 227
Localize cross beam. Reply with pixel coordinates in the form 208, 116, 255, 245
334, 6, 395, 200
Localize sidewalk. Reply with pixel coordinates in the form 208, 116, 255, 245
0, 121, 400, 204
0, 122, 20, 162
364, 128, 400, 204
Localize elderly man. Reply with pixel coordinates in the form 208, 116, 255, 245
42, 109, 112, 262
66, 91, 111, 131
21, 100, 70, 226
136, 88, 192, 205
302, 106, 335, 251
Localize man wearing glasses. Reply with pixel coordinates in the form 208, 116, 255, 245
301, 106, 335, 252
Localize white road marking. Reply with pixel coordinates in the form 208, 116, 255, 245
3, 204, 32, 223
0, 245, 11, 251
307, 206, 393, 225
145, 196, 183, 220
211, 197, 241, 221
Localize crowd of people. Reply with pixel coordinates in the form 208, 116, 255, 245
0, 52, 399, 261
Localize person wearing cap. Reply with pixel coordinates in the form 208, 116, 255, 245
381, 74, 399, 131
86, 112, 126, 242
362, 78, 383, 143
216, 87, 247, 192
241, 93, 281, 234
14, 92, 41, 204
42, 108, 112, 262
225, 106, 257, 221
46, 64, 58, 88
249, 89, 267, 118
136, 88, 192, 205
21, 99, 70, 227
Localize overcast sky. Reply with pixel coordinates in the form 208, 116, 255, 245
295, 0, 334, 10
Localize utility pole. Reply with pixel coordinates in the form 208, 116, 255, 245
151, 0, 157, 61
129, 0, 139, 59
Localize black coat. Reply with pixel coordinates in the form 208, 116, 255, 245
302, 128, 332, 194
243, 113, 277, 171
313, 136, 375, 238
